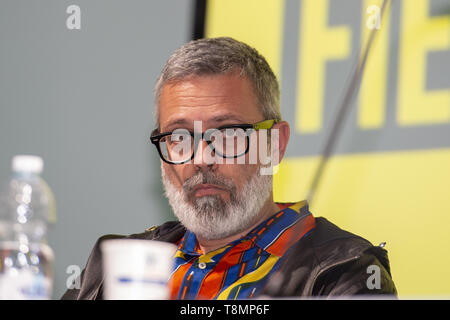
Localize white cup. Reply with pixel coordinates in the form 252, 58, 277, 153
101, 239, 176, 300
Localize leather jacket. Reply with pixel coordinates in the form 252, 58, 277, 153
61, 217, 397, 299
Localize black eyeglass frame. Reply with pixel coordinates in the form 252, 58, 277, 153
150, 119, 279, 165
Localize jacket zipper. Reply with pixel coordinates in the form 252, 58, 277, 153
307, 255, 361, 296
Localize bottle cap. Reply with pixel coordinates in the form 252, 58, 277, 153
12, 155, 44, 174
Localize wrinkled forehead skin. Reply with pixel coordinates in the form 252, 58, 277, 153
158, 73, 265, 134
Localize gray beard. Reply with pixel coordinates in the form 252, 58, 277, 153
161, 166, 273, 240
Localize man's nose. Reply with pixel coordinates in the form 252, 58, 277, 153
192, 139, 215, 167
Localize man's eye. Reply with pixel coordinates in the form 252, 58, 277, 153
223, 129, 237, 137
170, 134, 187, 143
222, 128, 246, 138
172, 135, 183, 141
167, 129, 192, 145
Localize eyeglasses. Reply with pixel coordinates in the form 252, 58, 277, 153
150, 119, 279, 165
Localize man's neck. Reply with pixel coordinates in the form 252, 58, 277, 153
196, 198, 281, 254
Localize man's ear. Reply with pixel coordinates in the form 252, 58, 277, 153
273, 120, 290, 165
259, 121, 290, 176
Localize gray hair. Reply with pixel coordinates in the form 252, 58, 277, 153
153, 37, 281, 130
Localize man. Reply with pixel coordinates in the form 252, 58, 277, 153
62, 37, 396, 300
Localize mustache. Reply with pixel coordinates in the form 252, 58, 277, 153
183, 170, 236, 197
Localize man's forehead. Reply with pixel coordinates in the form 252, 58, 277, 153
159, 74, 255, 103
158, 74, 263, 130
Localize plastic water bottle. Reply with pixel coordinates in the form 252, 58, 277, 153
0, 155, 56, 299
